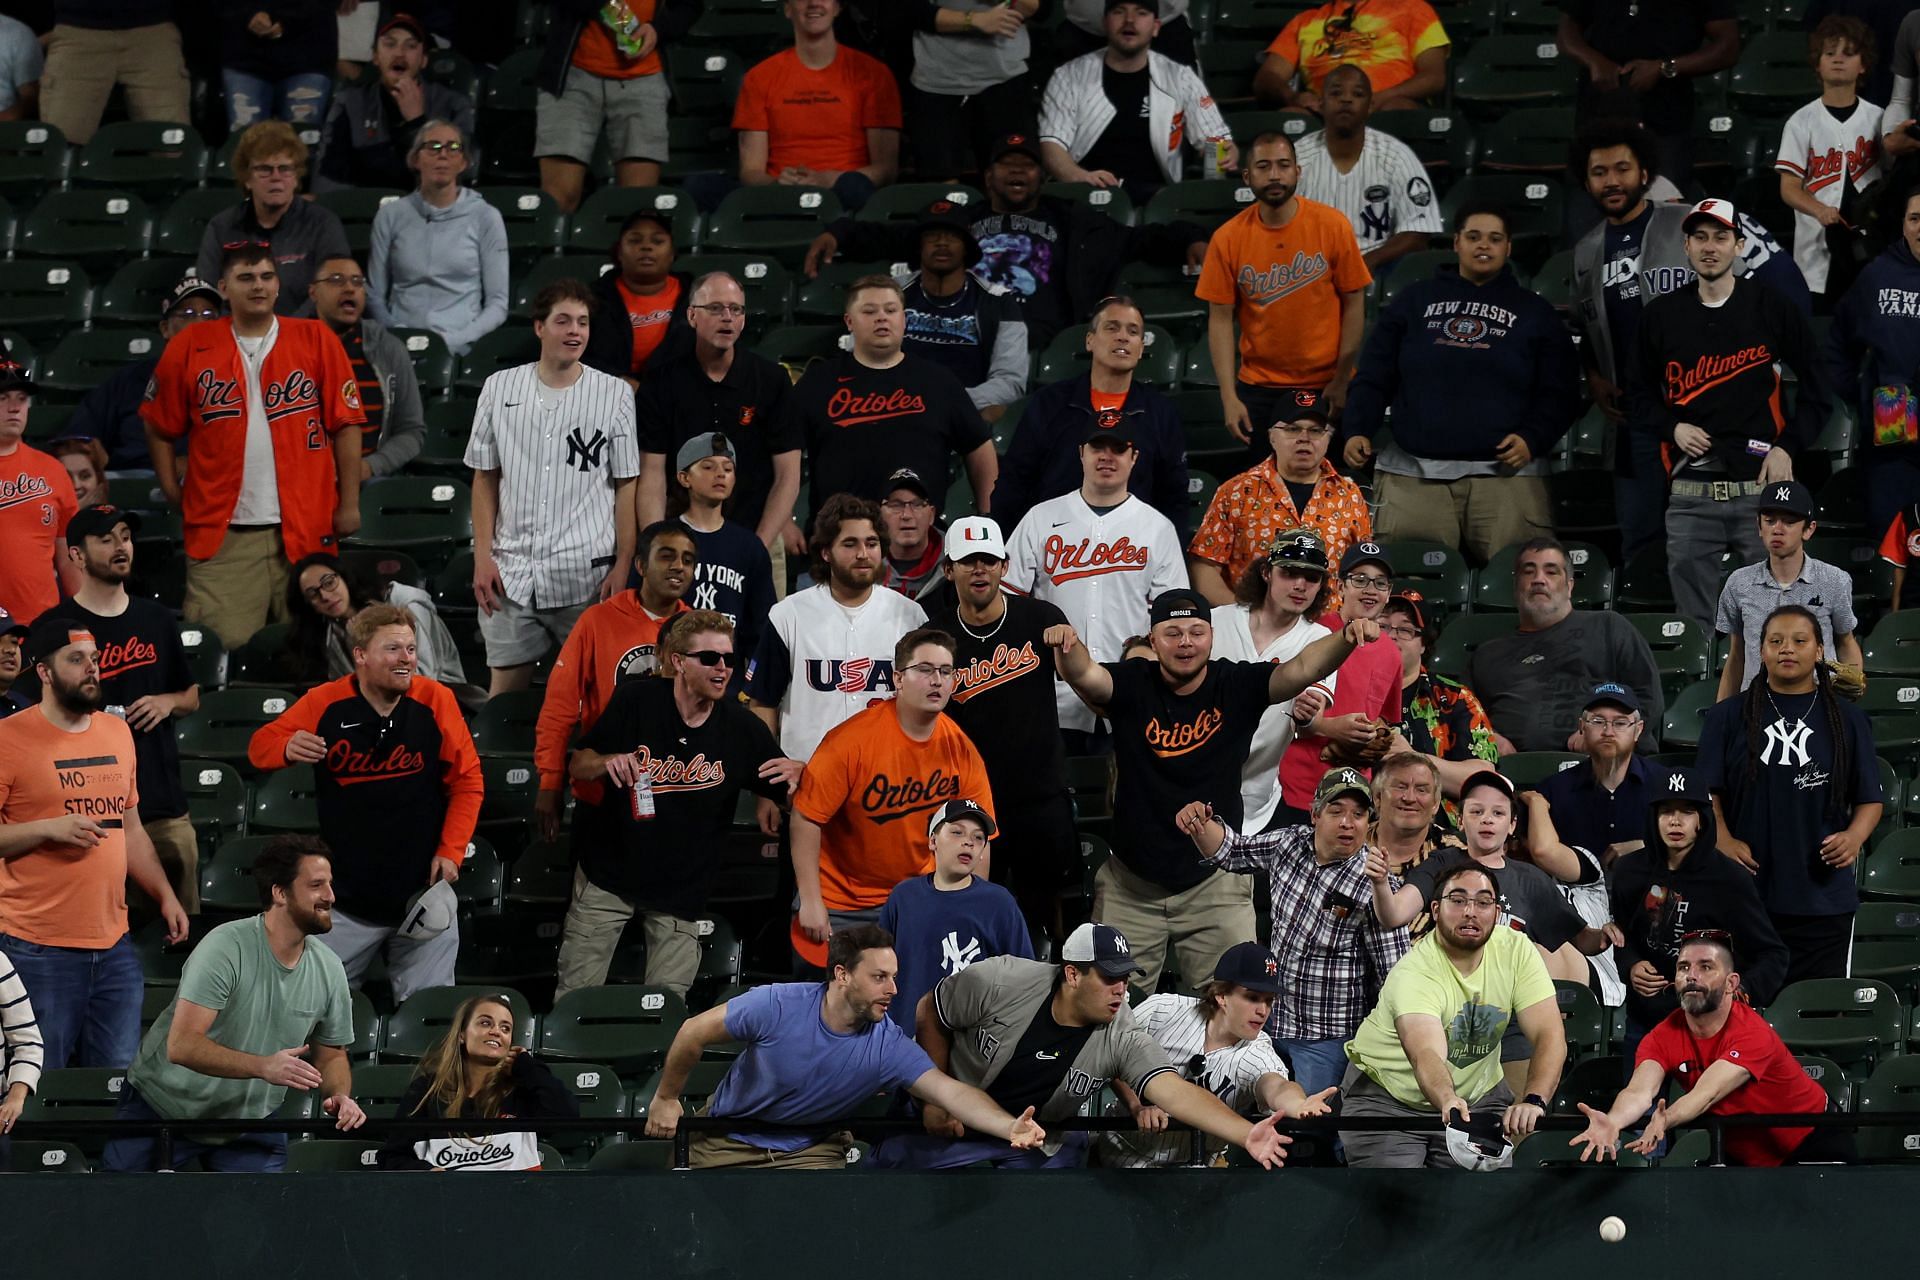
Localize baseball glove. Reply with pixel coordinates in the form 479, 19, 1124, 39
1827, 661, 1865, 702
1321, 718, 1395, 767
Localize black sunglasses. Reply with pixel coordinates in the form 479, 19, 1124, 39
681, 649, 732, 668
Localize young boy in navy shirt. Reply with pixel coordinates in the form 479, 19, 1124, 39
878, 798, 1032, 1032
671, 432, 775, 693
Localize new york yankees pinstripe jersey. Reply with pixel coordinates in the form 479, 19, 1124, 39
1004, 492, 1188, 732
1294, 127, 1443, 255
1098, 993, 1289, 1168
463, 361, 640, 610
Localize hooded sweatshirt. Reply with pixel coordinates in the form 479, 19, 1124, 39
1607, 799, 1790, 1030
1821, 233, 1920, 457
1342, 264, 1580, 475
368, 188, 510, 356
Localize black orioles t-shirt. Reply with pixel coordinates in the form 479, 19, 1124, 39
793, 352, 990, 514
927, 591, 1071, 807
1104, 657, 1273, 891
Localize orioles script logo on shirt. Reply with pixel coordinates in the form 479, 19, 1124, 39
95, 635, 159, 679
327, 738, 427, 784
825, 387, 928, 427
1144, 708, 1224, 758
1664, 347, 1773, 405
1042, 535, 1150, 585
1237, 252, 1330, 306
0, 469, 53, 510
634, 746, 726, 794
950, 642, 1041, 703
1803, 137, 1878, 194
862, 769, 962, 824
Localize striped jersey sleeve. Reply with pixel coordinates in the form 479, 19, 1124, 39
0, 948, 45, 1096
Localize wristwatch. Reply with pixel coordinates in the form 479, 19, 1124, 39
1660, 59, 1679, 79
1524, 1093, 1549, 1109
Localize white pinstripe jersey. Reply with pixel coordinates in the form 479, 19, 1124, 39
1004, 492, 1188, 732
1294, 127, 1443, 254
1098, 994, 1288, 1168
463, 360, 640, 610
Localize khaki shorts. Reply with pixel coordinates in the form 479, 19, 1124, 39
141, 815, 200, 915
183, 526, 291, 650
477, 593, 591, 669
1091, 857, 1254, 1000
553, 866, 702, 999
536, 69, 669, 165
689, 1130, 851, 1169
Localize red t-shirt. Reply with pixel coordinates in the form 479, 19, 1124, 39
1279, 627, 1402, 807
0, 442, 79, 623
1635, 999, 1829, 1167
616, 275, 682, 378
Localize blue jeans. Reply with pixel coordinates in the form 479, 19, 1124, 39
100, 1085, 289, 1173
0, 931, 142, 1070
1272, 1036, 1349, 1098
1613, 421, 1669, 563
222, 69, 333, 131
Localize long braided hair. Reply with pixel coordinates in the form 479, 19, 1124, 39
1740, 603, 1855, 830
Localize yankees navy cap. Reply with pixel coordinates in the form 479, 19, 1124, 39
1582, 682, 1641, 714
1652, 766, 1710, 808
1149, 587, 1210, 628
1062, 922, 1146, 979
1339, 540, 1393, 577
0, 605, 25, 639
928, 797, 997, 839
65, 504, 141, 546
1212, 941, 1282, 994
1756, 479, 1816, 521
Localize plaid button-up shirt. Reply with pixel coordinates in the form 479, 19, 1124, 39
1204, 824, 1410, 1041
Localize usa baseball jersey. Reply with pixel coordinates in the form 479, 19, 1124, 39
1775, 98, 1883, 292
1098, 992, 1288, 1169
1210, 603, 1334, 835
745, 583, 928, 761
1294, 128, 1443, 255
462, 361, 640, 610
141, 317, 364, 562
1004, 493, 1188, 732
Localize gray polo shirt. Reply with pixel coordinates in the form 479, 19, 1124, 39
934, 956, 1174, 1152
1714, 554, 1857, 689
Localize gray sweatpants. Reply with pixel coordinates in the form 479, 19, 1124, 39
317, 909, 459, 1004
1338, 1064, 1514, 1169
1666, 490, 1765, 629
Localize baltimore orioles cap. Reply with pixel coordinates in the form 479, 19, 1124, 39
1682, 197, 1738, 234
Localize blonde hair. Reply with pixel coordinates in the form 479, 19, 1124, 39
232, 120, 309, 189
347, 602, 414, 652
409, 994, 520, 1120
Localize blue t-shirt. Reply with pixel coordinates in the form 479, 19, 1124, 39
1696, 690, 1880, 917
1536, 753, 1662, 857
876, 874, 1033, 1032
711, 982, 936, 1151
1601, 207, 1648, 373
677, 516, 775, 693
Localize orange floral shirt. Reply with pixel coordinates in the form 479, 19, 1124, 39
1188, 458, 1371, 611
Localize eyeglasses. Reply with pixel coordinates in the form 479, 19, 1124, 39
1579, 715, 1640, 733
881, 498, 932, 512
315, 274, 367, 289
1440, 892, 1499, 909
690, 302, 747, 318
680, 649, 733, 668
300, 571, 341, 603
171, 306, 222, 320
250, 163, 298, 177
902, 663, 956, 681
419, 140, 466, 154
1274, 422, 1333, 437
1344, 574, 1391, 591
1382, 624, 1422, 640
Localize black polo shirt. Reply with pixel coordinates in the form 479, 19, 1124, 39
1535, 752, 1660, 858
635, 346, 801, 532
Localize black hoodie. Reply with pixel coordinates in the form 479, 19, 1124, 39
1607, 798, 1790, 1029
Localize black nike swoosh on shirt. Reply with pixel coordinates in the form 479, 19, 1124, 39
1051, 521, 1070, 527
504, 401, 523, 407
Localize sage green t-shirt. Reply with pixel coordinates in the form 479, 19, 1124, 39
129, 916, 354, 1122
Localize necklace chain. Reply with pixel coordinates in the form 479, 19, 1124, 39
958, 607, 1008, 642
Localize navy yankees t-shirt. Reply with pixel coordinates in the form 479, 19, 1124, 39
675, 516, 775, 696
1601, 205, 1649, 372
876, 874, 1032, 1032
1696, 689, 1880, 916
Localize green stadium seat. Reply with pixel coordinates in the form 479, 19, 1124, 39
416, 397, 478, 474
1763, 978, 1904, 1071
478, 755, 543, 849
551, 1060, 629, 1154
478, 52, 542, 185
587, 1140, 674, 1170
285, 1141, 385, 1171
687, 0, 793, 50
382, 986, 536, 1062
1187, 468, 1222, 526
346, 476, 473, 567
470, 688, 542, 758
1473, 107, 1577, 172
348, 1062, 425, 1120
177, 687, 298, 766
138, 983, 174, 1035
456, 327, 543, 392
3, 1140, 90, 1173
131, 918, 192, 987
1856, 1056, 1920, 1161
1117, 259, 1207, 334
1452, 35, 1578, 117
1371, 107, 1475, 177
1691, 108, 1768, 182
0, 260, 92, 333
756, 323, 847, 374
568, 185, 700, 254
155, 187, 239, 258
1040, 180, 1135, 225
1439, 174, 1566, 255
1862, 830, 1920, 900
226, 621, 303, 688
201, 834, 279, 918
1376, 248, 1455, 309
0, 120, 69, 198
348, 988, 382, 1061
382, 326, 454, 398
853, 181, 987, 227
181, 757, 247, 843
1428, 613, 1514, 681
1381, 540, 1472, 616
1859, 677, 1920, 716
1496, 0, 1562, 33
1210, 0, 1306, 38
1143, 178, 1252, 232
674, 252, 792, 325
477, 186, 568, 269
95, 256, 198, 327
1730, 30, 1817, 115
1851, 901, 1920, 1000
19, 1068, 128, 1154
1551, 1054, 1627, 1115
1794, 1054, 1854, 1111
1531, 247, 1577, 311
1624, 614, 1714, 702
316, 189, 404, 258
793, 260, 895, 324
424, 46, 484, 103
1500, 752, 1584, 789
1864, 611, 1920, 676
73, 121, 208, 198
705, 185, 844, 262
1658, 678, 1718, 751
1614, 545, 1677, 612
1194, 39, 1269, 103
540, 986, 689, 1075
456, 941, 564, 987
1035, 323, 1179, 386
1221, 108, 1322, 157
1475, 541, 1613, 611
632, 1060, 733, 1119
37, 329, 165, 397
249, 769, 320, 833
453, 833, 507, 927
665, 44, 745, 117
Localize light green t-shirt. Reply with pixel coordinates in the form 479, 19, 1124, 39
129, 916, 354, 1123
1344, 925, 1555, 1109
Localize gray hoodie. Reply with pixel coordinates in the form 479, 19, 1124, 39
367, 187, 509, 356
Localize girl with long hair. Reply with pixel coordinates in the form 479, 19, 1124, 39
285, 552, 466, 685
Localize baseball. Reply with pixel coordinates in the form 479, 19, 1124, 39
1599, 1217, 1627, 1244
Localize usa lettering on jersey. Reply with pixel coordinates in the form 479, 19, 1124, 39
806, 657, 899, 693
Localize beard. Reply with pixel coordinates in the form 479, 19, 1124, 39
1437, 915, 1492, 953
1678, 983, 1724, 1016
290, 899, 334, 936
49, 671, 103, 714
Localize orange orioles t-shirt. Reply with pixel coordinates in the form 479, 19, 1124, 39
616, 275, 682, 377
792, 700, 993, 912
1195, 198, 1372, 388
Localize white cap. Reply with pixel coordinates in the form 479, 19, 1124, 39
945, 516, 1008, 562
397, 880, 458, 940
1444, 1115, 1515, 1171
1682, 197, 1738, 233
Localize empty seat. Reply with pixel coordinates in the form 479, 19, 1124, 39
176, 687, 299, 766
540, 986, 689, 1075
73, 121, 208, 198
18, 189, 154, 268
1763, 978, 1905, 1071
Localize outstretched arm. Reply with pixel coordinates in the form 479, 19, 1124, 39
1046, 623, 1114, 712
1267, 619, 1375, 703
1141, 1072, 1292, 1168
